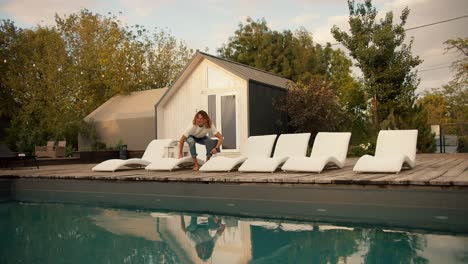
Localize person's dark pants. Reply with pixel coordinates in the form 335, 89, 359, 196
186, 136, 220, 158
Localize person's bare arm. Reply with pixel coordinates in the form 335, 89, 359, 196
213, 216, 225, 235
180, 215, 186, 232
179, 135, 187, 158
211, 132, 224, 155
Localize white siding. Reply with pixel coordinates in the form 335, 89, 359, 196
157, 59, 248, 154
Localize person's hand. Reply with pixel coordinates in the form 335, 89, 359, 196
216, 223, 225, 235
211, 148, 218, 155
178, 152, 183, 159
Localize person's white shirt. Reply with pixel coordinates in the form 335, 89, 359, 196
183, 123, 218, 138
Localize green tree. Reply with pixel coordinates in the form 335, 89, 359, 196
2, 25, 84, 151
444, 84, 468, 124
56, 9, 192, 113
381, 104, 436, 153
420, 38, 467, 139
146, 29, 193, 90
442, 37, 468, 130
217, 17, 356, 87
417, 92, 449, 125
444, 37, 468, 84
218, 17, 368, 140
277, 79, 346, 137
331, 0, 422, 129
0, 20, 22, 140
329, 50, 370, 144
55, 9, 150, 116
0, 10, 192, 152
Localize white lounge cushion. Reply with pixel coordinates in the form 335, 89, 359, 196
145, 156, 205, 171
241, 134, 278, 158
91, 158, 151, 172
199, 134, 277, 172
199, 156, 248, 172
146, 143, 206, 171
280, 223, 314, 231
272, 133, 310, 158
282, 132, 351, 173
353, 155, 410, 173
238, 133, 311, 173
353, 130, 418, 173
282, 156, 339, 173
238, 157, 289, 172
249, 221, 279, 230
92, 139, 174, 172
141, 139, 175, 161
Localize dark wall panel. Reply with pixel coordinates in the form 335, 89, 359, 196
248, 81, 288, 136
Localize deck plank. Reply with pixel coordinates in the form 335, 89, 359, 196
441, 159, 468, 177
1, 154, 467, 187
368, 157, 451, 184
198, 172, 242, 182
452, 170, 468, 186
427, 158, 466, 185
406, 158, 464, 185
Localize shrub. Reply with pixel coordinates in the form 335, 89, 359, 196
348, 142, 376, 157
277, 79, 346, 136
91, 141, 107, 151
458, 136, 468, 153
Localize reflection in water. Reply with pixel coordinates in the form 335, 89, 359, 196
1, 202, 468, 264
249, 222, 362, 264
180, 215, 225, 261
364, 229, 428, 264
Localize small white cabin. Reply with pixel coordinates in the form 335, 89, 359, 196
156, 51, 290, 155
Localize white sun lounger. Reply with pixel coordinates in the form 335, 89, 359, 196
238, 133, 311, 173
282, 132, 351, 173
92, 139, 174, 172
199, 135, 277, 172
353, 129, 418, 173
145, 143, 206, 171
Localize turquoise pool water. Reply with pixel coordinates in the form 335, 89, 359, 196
1, 202, 468, 264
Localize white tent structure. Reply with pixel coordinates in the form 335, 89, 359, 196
79, 88, 167, 151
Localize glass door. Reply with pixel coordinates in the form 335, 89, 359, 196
207, 92, 238, 151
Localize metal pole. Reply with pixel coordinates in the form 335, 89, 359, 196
439, 125, 443, 153
443, 129, 446, 153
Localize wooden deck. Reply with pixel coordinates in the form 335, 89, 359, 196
1, 154, 467, 187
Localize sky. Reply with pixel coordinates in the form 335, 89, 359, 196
1, 0, 467, 94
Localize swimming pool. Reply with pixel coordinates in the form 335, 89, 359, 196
1, 202, 468, 263
1, 178, 468, 263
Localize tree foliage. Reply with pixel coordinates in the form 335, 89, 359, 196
417, 93, 449, 125
218, 17, 368, 143
441, 83, 468, 128
419, 37, 467, 138
54, 9, 192, 117
419, 82, 467, 137
0, 20, 21, 122
331, 0, 422, 129
381, 105, 436, 153
444, 37, 468, 84
330, 0, 436, 152
217, 17, 355, 87
442, 37, 468, 130
1, 24, 80, 152
0, 10, 192, 152
277, 80, 346, 137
